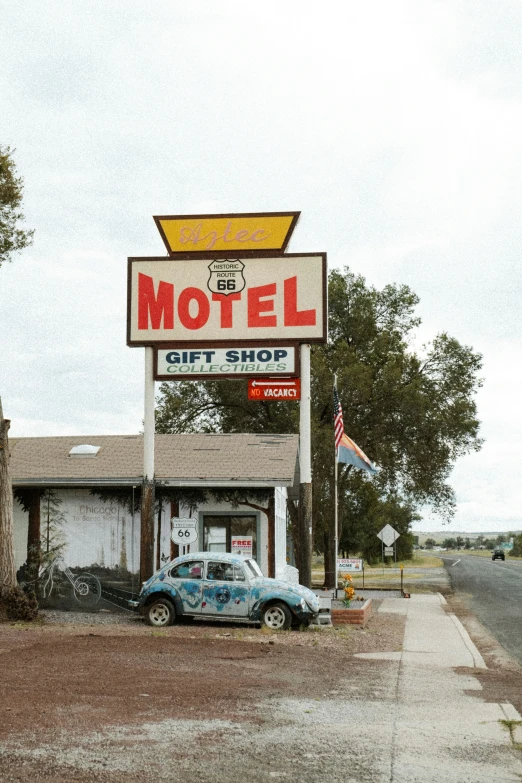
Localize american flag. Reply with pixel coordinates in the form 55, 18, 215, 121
333, 386, 344, 449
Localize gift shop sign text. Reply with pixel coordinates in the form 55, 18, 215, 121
127, 255, 326, 345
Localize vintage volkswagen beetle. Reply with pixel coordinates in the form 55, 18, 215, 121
129, 552, 319, 630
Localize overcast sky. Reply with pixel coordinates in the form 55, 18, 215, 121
2, 1, 521, 533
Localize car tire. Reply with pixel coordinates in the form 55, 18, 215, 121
145, 597, 176, 627
261, 602, 292, 631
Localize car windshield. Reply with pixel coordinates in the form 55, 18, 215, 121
244, 559, 263, 578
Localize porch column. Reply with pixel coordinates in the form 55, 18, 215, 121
26, 489, 42, 580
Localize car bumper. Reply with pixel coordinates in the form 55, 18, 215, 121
128, 599, 140, 609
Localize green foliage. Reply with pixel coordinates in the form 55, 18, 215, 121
155, 267, 483, 563
0, 586, 38, 622
424, 538, 437, 549
0, 146, 34, 268
511, 534, 522, 557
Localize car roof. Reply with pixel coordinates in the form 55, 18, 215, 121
168, 551, 250, 568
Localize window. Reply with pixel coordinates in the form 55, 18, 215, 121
69, 444, 100, 457
206, 562, 247, 582
203, 516, 257, 559
207, 562, 234, 582
245, 559, 263, 578
169, 560, 203, 579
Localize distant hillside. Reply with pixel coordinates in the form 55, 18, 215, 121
413, 531, 521, 545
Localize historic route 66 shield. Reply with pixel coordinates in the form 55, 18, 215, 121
207, 259, 246, 296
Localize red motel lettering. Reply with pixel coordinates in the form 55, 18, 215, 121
137, 273, 317, 331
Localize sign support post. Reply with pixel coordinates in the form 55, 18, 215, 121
127, 212, 327, 586
140, 346, 156, 583
298, 344, 312, 588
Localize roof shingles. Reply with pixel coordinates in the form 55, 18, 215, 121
9, 434, 299, 487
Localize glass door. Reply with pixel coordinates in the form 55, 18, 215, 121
203, 516, 257, 559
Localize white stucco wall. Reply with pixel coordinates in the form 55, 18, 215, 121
13, 488, 141, 572
12, 487, 288, 579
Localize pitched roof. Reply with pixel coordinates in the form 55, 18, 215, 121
9, 433, 299, 488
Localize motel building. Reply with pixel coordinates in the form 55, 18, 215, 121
9, 433, 299, 606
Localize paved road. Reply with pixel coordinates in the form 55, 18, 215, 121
442, 553, 522, 665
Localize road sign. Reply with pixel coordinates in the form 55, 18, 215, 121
171, 517, 198, 545
384, 547, 394, 556
376, 524, 400, 547
337, 558, 363, 572
248, 378, 301, 400
127, 254, 326, 346
155, 344, 298, 380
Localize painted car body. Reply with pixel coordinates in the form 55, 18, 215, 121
130, 552, 319, 626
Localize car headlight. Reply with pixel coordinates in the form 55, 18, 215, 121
300, 598, 307, 610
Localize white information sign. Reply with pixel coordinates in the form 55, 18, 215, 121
128, 254, 326, 345
376, 524, 400, 547
171, 517, 198, 545
231, 536, 253, 558
156, 345, 296, 379
337, 558, 363, 573
384, 547, 394, 556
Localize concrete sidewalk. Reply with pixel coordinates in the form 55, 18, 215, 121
355, 593, 522, 781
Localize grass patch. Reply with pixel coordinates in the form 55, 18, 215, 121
499, 719, 522, 748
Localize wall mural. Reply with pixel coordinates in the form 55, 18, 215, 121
17, 488, 145, 611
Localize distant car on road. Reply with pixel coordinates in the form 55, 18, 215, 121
492, 548, 505, 561
130, 552, 320, 630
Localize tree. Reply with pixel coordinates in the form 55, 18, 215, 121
0, 146, 34, 268
0, 147, 34, 617
424, 538, 437, 549
155, 267, 483, 583
442, 538, 457, 550
511, 534, 522, 557
0, 398, 16, 588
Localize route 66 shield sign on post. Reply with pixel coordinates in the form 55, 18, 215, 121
207, 259, 246, 295
171, 517, 198, 545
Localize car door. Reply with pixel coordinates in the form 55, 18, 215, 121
202, 561, 250, 618
166, 559, 204, 615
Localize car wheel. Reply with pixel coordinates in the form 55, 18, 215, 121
145, 597, 175, 627
262, 602, 292, 631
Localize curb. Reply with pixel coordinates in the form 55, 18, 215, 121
448, 612, 487, 669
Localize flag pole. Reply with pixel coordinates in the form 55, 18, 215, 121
334, 374, 339, 597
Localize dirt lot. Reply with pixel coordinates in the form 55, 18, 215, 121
0, 604, 405, 783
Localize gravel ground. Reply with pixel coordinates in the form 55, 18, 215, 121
0, 599, 407, 782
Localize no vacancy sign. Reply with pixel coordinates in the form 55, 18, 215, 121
127, 254, 326, 346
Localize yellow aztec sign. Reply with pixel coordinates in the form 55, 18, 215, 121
154, 212, 299, 254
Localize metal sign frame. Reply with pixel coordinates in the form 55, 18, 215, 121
154, 341, 300, 381
153, 211, 300, 257
127, 252, 327, 348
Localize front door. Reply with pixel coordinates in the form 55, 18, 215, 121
202, 560, 250, 618
167, 559, 204, 615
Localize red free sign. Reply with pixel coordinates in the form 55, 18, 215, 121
248, 379, 301, 401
